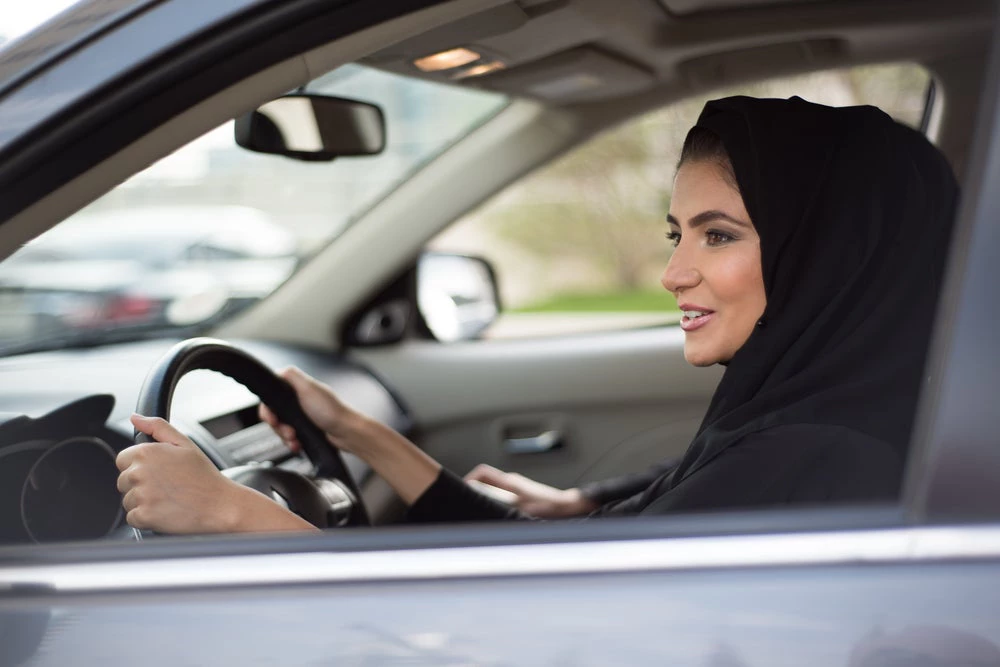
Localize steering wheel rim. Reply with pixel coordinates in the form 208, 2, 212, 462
134, 337, 370, 529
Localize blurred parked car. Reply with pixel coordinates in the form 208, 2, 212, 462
0, 206, 298, 350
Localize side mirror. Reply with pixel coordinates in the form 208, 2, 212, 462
417, 253, 501, 342
235, 94, 385, 161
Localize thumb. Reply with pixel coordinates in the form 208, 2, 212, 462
465, 465, 527, 495
258, 402, 279, 428
465, 463, 502, 483
131, 414, 193, 448
279, 366, 314, 392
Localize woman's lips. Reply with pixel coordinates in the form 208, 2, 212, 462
680, 311, 715, 332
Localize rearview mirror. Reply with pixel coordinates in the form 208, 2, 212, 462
234, 94, 385, 161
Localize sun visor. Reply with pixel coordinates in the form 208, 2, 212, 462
367, 4, 530, 63
476, 48, 655, 103
677, 39, 844, 88
658, 0, 828, 16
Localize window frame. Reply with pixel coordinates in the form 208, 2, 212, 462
902, 1, 1000, 524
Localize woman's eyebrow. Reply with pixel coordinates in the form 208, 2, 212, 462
666, 210, 750, 228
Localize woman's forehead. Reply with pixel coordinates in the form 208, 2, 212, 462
669, 161, 749, 225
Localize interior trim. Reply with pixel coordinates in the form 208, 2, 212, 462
349, 327, 722, 426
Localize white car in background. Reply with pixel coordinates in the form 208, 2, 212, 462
0, 206, 298, 351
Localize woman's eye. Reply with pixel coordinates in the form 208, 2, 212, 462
705, 230, 735, 246
665, 231, 681, 248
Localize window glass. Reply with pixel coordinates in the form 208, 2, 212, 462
0, 1, 81, 48
0, 65, 507, 356
428, 63, 930, 340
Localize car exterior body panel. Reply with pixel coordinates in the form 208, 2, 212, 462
3, 526, 1000, 665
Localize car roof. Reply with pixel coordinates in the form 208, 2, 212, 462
360, 0, 994, 105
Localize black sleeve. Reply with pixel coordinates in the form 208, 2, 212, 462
406, 468, 535, 523
407, 424, 901, 522
636, 424, 903, 515
407, 460, 683, 522
578, 458, 680, 506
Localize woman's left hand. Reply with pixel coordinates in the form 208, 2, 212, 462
465, 464, 598, 518
116, 414, 251, 533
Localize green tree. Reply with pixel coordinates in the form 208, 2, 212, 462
489, 106, 693, 290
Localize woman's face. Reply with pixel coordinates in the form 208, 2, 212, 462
662, 159, 766, 366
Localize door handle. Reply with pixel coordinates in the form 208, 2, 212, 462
504, 429, 562, 454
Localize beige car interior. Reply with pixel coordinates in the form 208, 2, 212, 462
6, 0, 994, 517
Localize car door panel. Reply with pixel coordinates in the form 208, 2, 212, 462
350, 326, 722, 487
5, 530, 1000, 666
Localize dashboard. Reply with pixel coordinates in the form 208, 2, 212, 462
0, 338, 410, 545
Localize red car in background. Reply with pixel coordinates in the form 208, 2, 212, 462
0, 206, 298, 351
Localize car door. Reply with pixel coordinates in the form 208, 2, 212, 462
352, 327, 718, 492
2, 1, 1000, 666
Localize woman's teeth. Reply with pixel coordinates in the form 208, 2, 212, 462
684, 310, 709, 318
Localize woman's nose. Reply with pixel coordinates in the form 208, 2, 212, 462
661, 248, 700, 295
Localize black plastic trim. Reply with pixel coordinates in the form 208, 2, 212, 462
920, 77, 937, 134
342, 259, 423, 347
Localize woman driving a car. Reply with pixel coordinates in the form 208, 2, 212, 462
116, 95, 959, 532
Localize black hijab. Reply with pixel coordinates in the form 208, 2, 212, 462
665, 95, 959, 490
407, 95, 962, 523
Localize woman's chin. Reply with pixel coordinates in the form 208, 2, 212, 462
683, 346, 724, 367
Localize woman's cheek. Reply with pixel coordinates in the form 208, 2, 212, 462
712, 249, 750, 299
717, 247, 766, 330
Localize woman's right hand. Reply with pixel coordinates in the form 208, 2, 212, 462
464, 464, 598, 518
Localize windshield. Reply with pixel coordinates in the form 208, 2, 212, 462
0, 64, 508, 355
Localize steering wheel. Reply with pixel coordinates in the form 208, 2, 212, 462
133, 337, 370, 533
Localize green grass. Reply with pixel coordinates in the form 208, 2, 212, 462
512, 290, 680, 313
